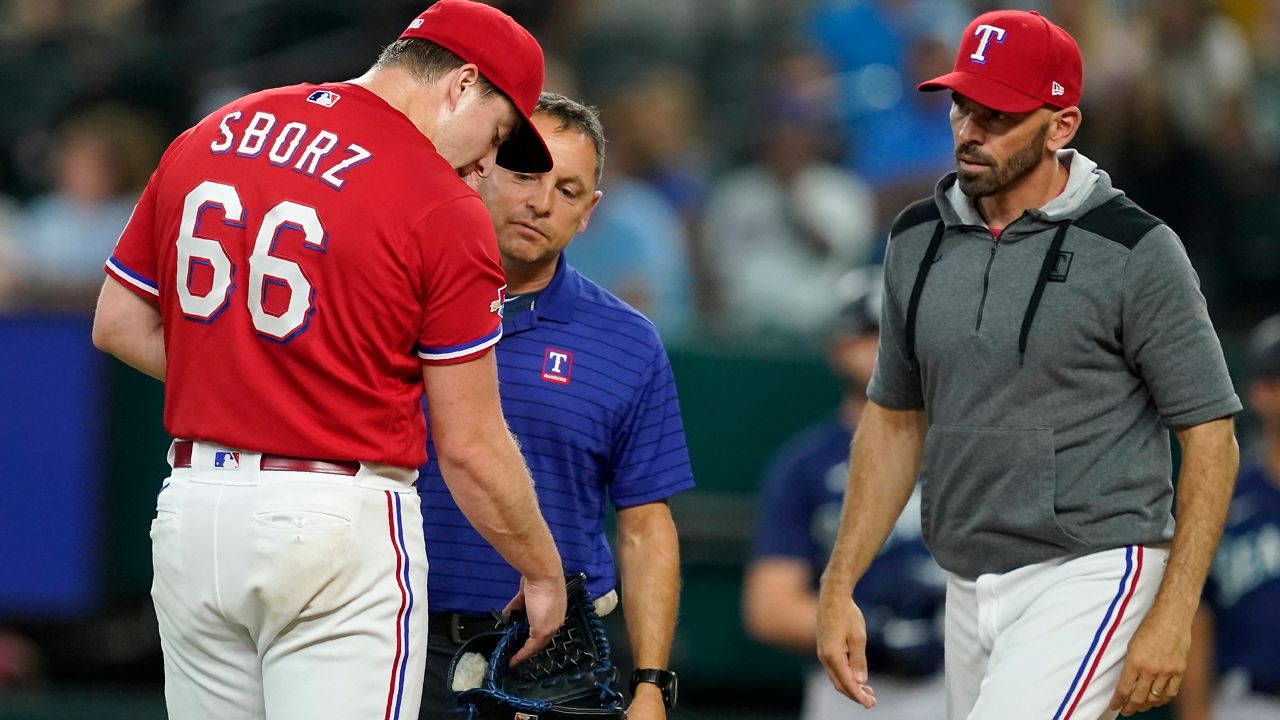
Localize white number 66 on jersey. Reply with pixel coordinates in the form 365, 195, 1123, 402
176, 180, 325, 341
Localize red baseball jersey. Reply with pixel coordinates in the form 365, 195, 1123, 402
105, 83, 506, 468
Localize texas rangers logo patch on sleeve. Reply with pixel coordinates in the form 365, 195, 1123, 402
541, 348, 573, 385
490, 285, 507, 317
306, 90, 340, 107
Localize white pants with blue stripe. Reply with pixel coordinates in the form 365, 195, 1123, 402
151, 441, 428, 720
944, 545, 1167, 720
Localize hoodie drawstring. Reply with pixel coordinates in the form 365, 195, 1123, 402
904, 219, 1072, 370
1017, 221, 1072, 364
905, 220, 947, 372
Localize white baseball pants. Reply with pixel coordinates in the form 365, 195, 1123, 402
945, 545, 1167, 720
150, 441, 427, 720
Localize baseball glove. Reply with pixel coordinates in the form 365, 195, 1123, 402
448, 573, 627, 720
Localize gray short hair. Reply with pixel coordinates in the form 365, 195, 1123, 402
535, 92, 606, 188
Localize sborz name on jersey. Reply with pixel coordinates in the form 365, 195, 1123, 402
209, 110, 372, 190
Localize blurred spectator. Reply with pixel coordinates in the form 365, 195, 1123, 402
743, 270, 945, 720
807, 0, 967, 199
0, 0, 160, 192
1046, 0, 1148, 171
12, 103, 164, 308
0, 627, 43, 691
604, 67, 708, 221
1246, 0, 1280, 163
704, 50, 876, 340
601, 67, 713, 324
1146, 0, 1253, 158
565, 173, 693, 339
860, 32, 959, 230
1110, 0, 1256, 315
566, 80, 696, 339
1180, 315, 1280, 720
0, 194, 22, 308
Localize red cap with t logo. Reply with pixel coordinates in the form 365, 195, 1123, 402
918, 10, 1082, 113
399, 0, 552, 172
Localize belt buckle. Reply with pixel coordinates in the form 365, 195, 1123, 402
450, 613, 466, 645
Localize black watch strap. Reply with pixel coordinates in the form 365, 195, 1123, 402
630, 668, 677, 709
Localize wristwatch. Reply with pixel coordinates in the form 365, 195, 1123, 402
630, 668, 678, 709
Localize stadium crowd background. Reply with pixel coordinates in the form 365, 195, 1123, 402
0, 0, 1276, 718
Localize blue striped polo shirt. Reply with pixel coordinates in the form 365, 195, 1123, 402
419, 257, 695, 612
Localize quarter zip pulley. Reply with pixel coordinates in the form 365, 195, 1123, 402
974, 237, 999, 333
904, 219, 1073, 368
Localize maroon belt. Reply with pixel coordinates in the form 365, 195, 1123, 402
172, 440, 360, 476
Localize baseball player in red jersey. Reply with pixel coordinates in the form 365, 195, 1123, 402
91, 2, 566, 718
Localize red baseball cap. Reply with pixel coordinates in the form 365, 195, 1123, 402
918, 10, 1082, 113
400, 0, 552, 172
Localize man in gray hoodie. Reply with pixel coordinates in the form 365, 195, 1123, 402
815, 9, 1241, 720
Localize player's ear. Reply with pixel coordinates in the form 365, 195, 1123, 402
576, 191, 603, 235
1047, 106, 1081, 151
444, 64, 482, 112
457, 64, 483, 102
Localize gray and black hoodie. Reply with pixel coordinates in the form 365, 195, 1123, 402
868, 150, 1241, 579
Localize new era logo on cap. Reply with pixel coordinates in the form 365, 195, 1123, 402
918, 10, 1083, 113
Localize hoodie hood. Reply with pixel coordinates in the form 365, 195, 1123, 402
937, 149, 1122, 237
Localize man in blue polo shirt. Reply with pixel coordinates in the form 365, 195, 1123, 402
417, 92, 694, 720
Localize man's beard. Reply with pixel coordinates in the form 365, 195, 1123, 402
956, 122, 1050, 198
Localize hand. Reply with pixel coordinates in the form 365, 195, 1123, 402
626, 682, 667, 720
504, 574, 568, 665
1108, 610, 1191, 716
816, 588, 876, 709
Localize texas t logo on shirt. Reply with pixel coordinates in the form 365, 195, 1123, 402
541, 348, 573, 384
